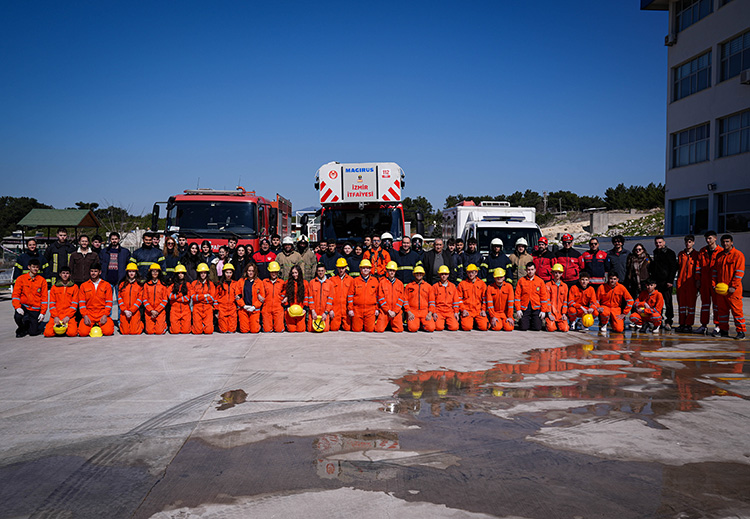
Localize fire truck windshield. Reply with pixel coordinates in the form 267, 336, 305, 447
170, 201, 257, 237
476, 228, 541, 255
320, 207, 403, 243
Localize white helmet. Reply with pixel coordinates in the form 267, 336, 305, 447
515, 238, 528, 247
381, 232, 393, 240
411, 234, 424, 241
282, 236, 294, 245
491, 238, 504, 247
296, 234, 309, 243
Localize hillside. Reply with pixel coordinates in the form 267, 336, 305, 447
541, 209, 664, 244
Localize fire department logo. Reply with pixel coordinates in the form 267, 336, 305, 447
329, 170, 338, 180
382, 169, 391, 178
357, 175, 363, 183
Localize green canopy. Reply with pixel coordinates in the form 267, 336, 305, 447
17, 209, 102, 229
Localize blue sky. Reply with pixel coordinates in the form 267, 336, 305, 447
1, 1, 668, 214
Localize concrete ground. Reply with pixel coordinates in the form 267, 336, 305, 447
0, 296, 749, 519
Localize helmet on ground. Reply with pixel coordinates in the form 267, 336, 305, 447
297, 235, 308, 243
335, 258, 348, 268
288, 304, 305, 318
715, 282, 729, 295
515, 238, 528, 247
413, 266, 426, 275
437, 388, 448, 397
89, 325, 103, 338
53, 322, 68, 336
438, 265, 450, 275
381, 232, 393, 240
359, 259, 372, 268
174, 264, 187, 273
411, 234, 424, 242
386, 261, 398, 271
562, 233, 574, 242
490, 238, 503, 247
551, 263, 564, 273
582, 314, 595, 328
465, 264, 479, 272
493, 267, 506, 278
312, 315, 326, 332
149, 263, 161, 271
492, 388, 505, 397
538, 237, 548, 244
282, 236, 294, 245
223, 263, 235, 271
126, 263, 139, 272
267, 261, 281, 272
411, 389, 423, 399
196, 263, 210, 273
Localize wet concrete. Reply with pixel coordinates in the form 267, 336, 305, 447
0, 298, 749, 518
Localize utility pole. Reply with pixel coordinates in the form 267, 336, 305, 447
543, 191, 548, 213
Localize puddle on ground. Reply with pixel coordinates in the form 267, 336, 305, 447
216, 389, 247, 410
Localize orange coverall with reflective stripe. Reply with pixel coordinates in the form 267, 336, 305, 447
283, 280, 309, 332
712, 247, 745, 333
117, 281, 143, 335
78, 280, 115, 336
347, 275, 380, 332
308, 277, 334, 332
44, 284, 79, 337
190, 280, 216, 334
432, 281, 461, 331
233, 278, 265, 333
363, 247, 391, 277
458, 278, 488, 331
12, 273, 48, 313
630, 289, 664, 328
545, 281, 569, 332
596, 283, 633, 333
329, 274, 353, 331
567, 285, 599, 321
262, 278, 285, 333
403, 280, 435, 332
696, 245, 720, 327
214, 280, 238, 333
376, 277, 405, 333
168, 286, 192, 334
485, 282, 515, 331
677, 249, 700, 327
142, 280, 169, 335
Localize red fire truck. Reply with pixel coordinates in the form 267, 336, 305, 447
151, 187, 292, 251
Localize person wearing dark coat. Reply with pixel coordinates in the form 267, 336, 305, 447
44, 227, 76, 284
392, 236, 421, 285
13, 238, 44, 282
421, 238, 456, 285
650, 236, 678, 330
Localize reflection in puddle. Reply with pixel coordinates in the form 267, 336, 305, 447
216, 389, 247, 410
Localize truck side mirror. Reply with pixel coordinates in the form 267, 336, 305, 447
301, 214, 309, 228
151, 204, 160, 232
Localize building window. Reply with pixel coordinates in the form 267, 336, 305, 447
671, 123, 710, 168
720, 30, 750, 81
675, 0, 712, 33
671, 197, 708, 235
672, 51, 711, 101
718, 190, 750, 233
718, 109, 750, 157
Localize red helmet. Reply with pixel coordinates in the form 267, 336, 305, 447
538, 237, 548, 244
562, 233, 573, 242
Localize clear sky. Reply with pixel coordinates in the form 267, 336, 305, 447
1, 1, 668, 215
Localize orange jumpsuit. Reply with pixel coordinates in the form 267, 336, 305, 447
677, 249, 700, 327
308, 277, 334, 332
44, 282, 79, 337
376, 277, 405, 333
283, 280, 309, 332
596, 283, 634, 333
457, 278, 489, 331
214, 280, 238, 333
347, 275, 380, 332
712, 247, 746, 333
78, 279, 115, 336
12, 273, 48, 314
168, 282, 192, 334
190, 280, 216, 334
142, 280, 169, 335
363, 247, 391, 277
329, 273, 353, 331
630, 290, 664, 328
233, 278, 265, 333
485, 282, 515, 331
515, 276, 550, 331
117, 280, 143, 335
567, 285, 599, 322
403, 280, 435, 332
545, 281, 570, 332
262, 277, 286, 333
433, 281, 461, 331
696, 245, 720, 328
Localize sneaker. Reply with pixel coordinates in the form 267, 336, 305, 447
711, 329, 729, 338
574, 320, 583, 332
651, 325, 660, 333
639, 325, 648, 333
599, 325, 607, 333
736, 332, 746, 340
695, 326, 707, 335
664, 323, 672, 332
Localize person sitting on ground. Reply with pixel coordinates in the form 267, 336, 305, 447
13, 258, 48, 338
630, 278, 665, 333
484, 268, 515, 332
403, 266, 435, 333
118, 263, 144, 335
44, 266, 79, 337
78, 263, 115, 337
515, 262, 549, 331
567, 270, 599, 331
596, 271, 634, 334
457, 264, 488, 331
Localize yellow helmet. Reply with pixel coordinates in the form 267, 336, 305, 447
411, 389, 423, 399
715, 282, 729, 295
582, 313, 595, 328
492, 388, 504, 397
359, 259, 372, 268
551, 263, 564, 273
413, 266, 425, 275
223, 263, 235, 271
465, 264, 479, 272
312, 315, 326, 332
288, 304, 305, 317
174, 264, 187, 273
125, 263, 139, 272
386, 261, 398, 271
493, 267, 506, 278
335, 258, 348, 268
53, 322, 68, 336
89, 325, 103, 338
196, 263, 210, 273
267, 261, 281, 273
149, 263, 161, 271
438, 265, 450, 275
437, 388, 448, 397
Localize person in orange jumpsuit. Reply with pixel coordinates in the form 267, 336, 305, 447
12, 258, 48, 337
168, 265, 192, 334
283, 265, 308, 332
676, 234, 700, 333
596, 271, 633, 333
142, 263, 169, 335
457, 264, 488, 331
329, 258, 353, 331
214, 263, 238, 333
514, 262, 549, 331
432, 265, 461, 331
190, 263, 215, 334
363, 235, 391, 278
712, 234, 745, 339
117, 263, 143, 335
234, 263, 265, 333
44, 266, 78, 337
484, 267, 515, 331
630, 278, 664, 332
375, 261, 405, 332
347, 259, 380, 332
403, 266, 435, 332
262, 261, 285, 333
695, 230, 721, 335
566, 270, 599, 331
308, 264, 334, 332
78, 263, 115, 336
545, 263, 570, 332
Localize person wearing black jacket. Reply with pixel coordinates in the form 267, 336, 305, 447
13, 238, 44, 282
421, 238, 456, 285
650, 236, 678, 330
457, 238, 483, 282
44, 227, 76, 284
392, 236, 420, 285
320, 242, 343, 278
